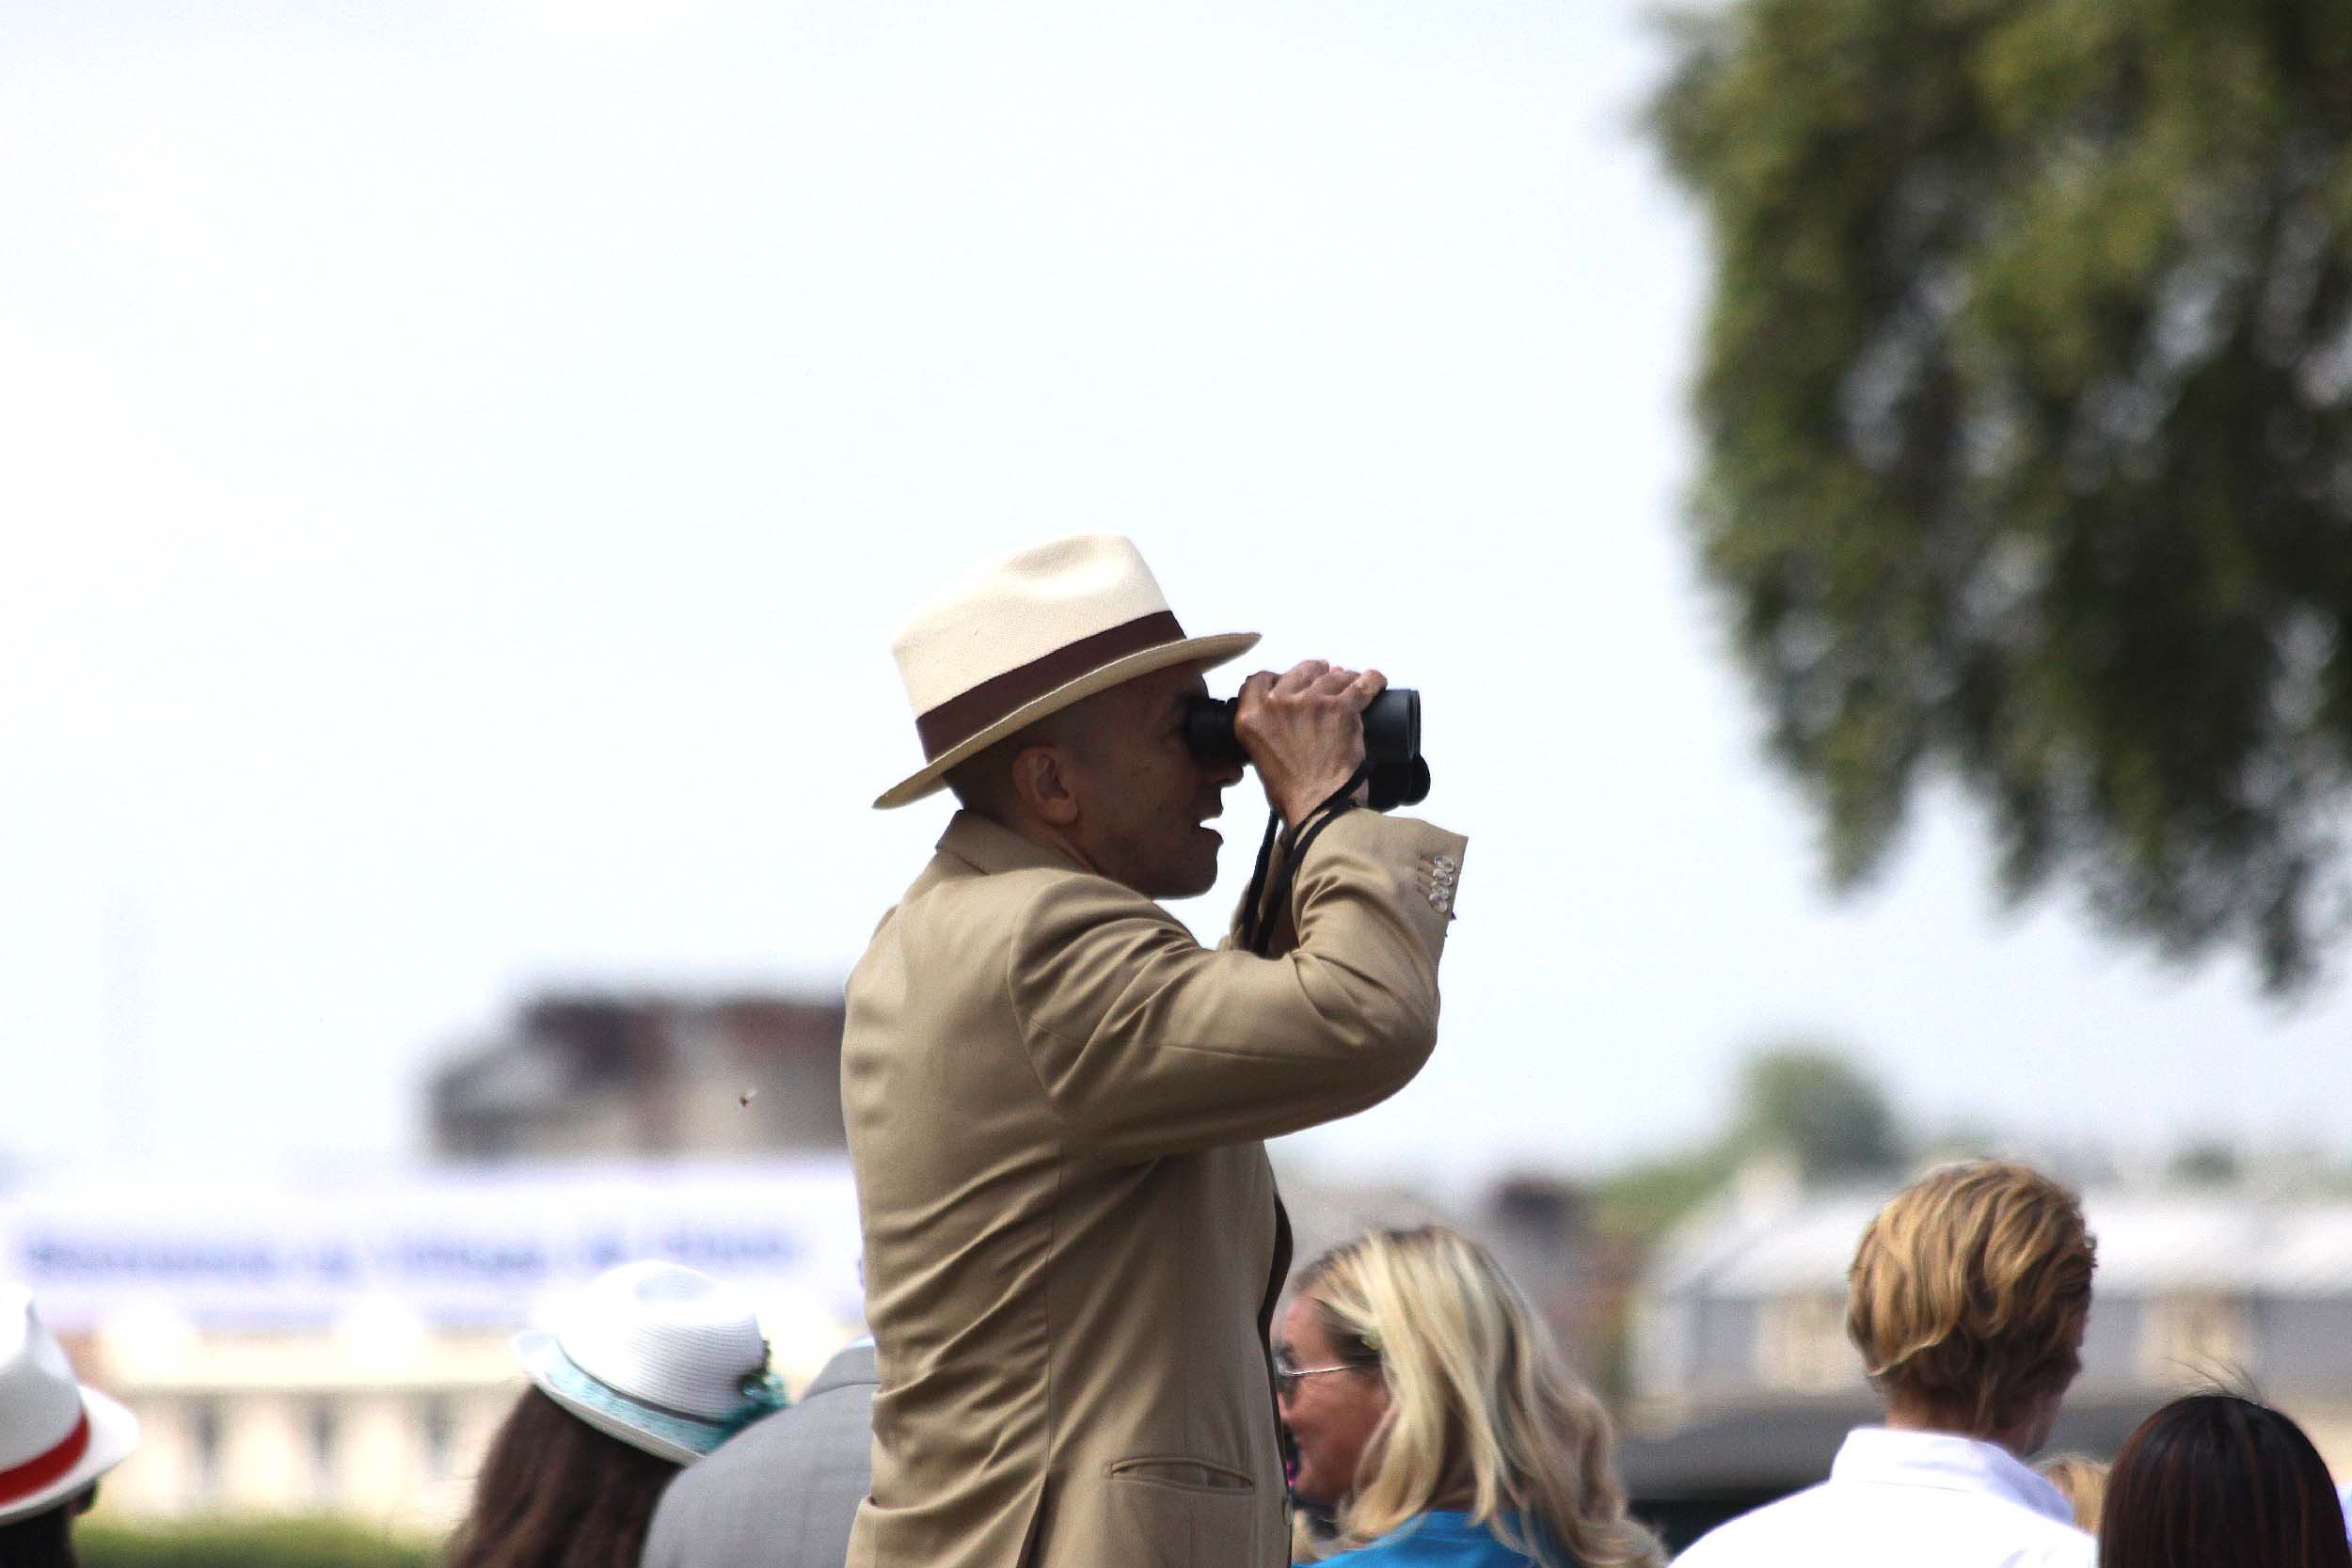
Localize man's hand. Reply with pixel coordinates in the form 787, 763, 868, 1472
1233, 660, 1388, 828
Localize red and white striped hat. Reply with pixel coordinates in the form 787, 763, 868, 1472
0, 1288, 139, 1526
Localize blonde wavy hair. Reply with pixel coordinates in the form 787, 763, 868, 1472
1846, 1160, 2096, 1434
1291, 1227, 1663, 1568
2035, 1451, 2108, 1531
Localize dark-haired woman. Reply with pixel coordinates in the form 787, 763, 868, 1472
2101, 1394, 2352, 1568
444, 1261, 783, 1568
0, 1289, 139, 1568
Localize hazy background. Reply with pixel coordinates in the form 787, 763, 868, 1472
8, 0, 2349, 1192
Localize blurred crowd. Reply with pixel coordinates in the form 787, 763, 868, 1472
7, 1158, 2351, 1568
13, 539, 2345, 1568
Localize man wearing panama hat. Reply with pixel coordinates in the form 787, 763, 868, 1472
844, 534, 1469, 1568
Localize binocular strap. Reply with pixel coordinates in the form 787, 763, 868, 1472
1237, 760, 1371, 958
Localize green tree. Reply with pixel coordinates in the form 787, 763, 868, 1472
1593, 1041, 1903, 1238
2169, 1139, 2243, 1185
1590, 1141, 1743, 1239
1650, 0, 2352, 989
1726, 1043, 1907, 1180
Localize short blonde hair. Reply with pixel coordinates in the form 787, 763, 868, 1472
1846, 1161, 2095, 1433
1293, 1227, 1662, 1568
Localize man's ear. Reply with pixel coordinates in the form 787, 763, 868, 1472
1012, 744, 1082, 827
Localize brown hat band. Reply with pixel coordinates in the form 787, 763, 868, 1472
914, 610, 1186, 761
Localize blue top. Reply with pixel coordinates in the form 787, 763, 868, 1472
1312, 1511, 1565, 1568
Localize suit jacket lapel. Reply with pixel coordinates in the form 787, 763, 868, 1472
1257, 1187, 1292, 1347
1257, 1180, 1293, 1448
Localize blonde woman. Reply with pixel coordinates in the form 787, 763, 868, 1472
1277, 1226, 1663, 1568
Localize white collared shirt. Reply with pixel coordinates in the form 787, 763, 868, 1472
1674, 1427, 2095, 1568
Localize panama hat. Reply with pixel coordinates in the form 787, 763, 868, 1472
513, 1261, 785, 1465
875, 533, 1260, 809
0, 1288, 139, 1527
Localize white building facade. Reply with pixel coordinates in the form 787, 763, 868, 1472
6, 1158, 866, 1529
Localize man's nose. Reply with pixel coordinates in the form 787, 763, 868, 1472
1204, 755, 1246, 789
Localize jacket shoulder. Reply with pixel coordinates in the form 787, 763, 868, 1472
854, 851, 1118, 993
644, 1385, 877, 1556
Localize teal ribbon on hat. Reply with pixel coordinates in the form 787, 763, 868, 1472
521, 1329, 792, 1458
721, 1369, 790, 1437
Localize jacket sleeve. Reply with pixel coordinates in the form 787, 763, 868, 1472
1009, 809, 1467, 1161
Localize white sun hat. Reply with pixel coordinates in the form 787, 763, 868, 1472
512, 1261, 783, 1465
0, 1288, 139, 1527
875, 533, 1260, 809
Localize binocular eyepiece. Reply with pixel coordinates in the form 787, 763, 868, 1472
1184, 688, 1432, 811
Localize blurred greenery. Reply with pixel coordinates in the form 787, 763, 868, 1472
1590, 1142, 1744, 1239
2169, 1139, 2245, 1185
1650, 0, 2352, 990
78, 1516, 434, 1568
1592, 1040, 1906, 1236
1725, 1046, 1907, 1180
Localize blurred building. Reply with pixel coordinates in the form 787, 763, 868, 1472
7, 982, 861, 1533
86, 1312, 518, 1525
1618, 1179, 2352, 1544
429, 991, 846, 1160
1269, 1164, 1618, 1393
7, 1158, 865, 1528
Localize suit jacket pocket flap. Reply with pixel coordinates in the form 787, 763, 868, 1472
1104, 1455, 1256, 1495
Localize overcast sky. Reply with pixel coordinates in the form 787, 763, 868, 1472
7, 0, 2349, 1193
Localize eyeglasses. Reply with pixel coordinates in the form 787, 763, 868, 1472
1272, 1357, 1379, 1399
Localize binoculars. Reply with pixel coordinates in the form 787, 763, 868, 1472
1184, 688, 1432, 811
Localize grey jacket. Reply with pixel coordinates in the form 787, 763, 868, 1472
641, 1341, 877, 1568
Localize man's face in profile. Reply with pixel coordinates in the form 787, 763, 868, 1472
1071, 663, 1245, 899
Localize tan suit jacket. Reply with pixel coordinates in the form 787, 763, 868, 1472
841, 807, 1466, 1568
